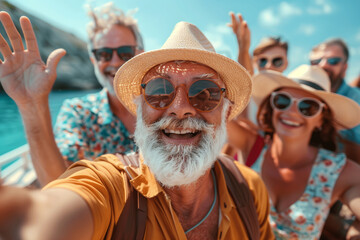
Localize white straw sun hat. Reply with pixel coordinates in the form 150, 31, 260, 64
114, 21, 252, 120
252, 64, 360, 128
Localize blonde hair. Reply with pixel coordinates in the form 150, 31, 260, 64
85, 2, 144, 50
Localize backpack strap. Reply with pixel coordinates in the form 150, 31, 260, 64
111, 153, 147, 240
217, 155, 260, 240
111, 153, 260, 239
245, 135, 265, 167
116, 152, 140, 168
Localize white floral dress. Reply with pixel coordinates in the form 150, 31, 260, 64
252, 148, 346, 240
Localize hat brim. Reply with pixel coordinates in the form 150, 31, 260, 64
114, 48, 252, 120
252, 71, 360, 129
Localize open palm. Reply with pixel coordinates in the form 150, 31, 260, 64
0, 11, 65, 106
228, 12, 251, 51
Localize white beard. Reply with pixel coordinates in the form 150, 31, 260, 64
134, 99, 229, 188
94, 65, 116, 95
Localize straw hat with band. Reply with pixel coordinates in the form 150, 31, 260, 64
252, 64, 360, 129
114, 21, 252, 120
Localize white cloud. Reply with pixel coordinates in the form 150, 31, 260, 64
350, 46, 360, 56
259, 2, 302, 27
213, 25, 231, 35
259, 9, 280, 27
204, 24, 233, 59
279, 2, 302, 17
299, 24, 316, 35
356, 30, 360, 42
307, 0, 332, 15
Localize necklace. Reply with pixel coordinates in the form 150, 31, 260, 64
185, 169, 217, 234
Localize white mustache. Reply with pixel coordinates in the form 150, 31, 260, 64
149, 116, 213, 134
104, 66, 119, 75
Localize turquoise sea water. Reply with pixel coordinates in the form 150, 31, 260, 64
0, 89, 99, 156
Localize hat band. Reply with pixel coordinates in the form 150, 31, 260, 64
293, 79, 325, 91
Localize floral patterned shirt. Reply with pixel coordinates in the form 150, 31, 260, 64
54, 89, 137, 162
252, 148, 346, 240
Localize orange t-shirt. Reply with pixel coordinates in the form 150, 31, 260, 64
45, 154, 274, 240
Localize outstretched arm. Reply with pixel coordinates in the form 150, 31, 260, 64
0, 11, 67, 185
227, 12, 253, 76
0, 185, 93, 240
224, 118, 258, 161
342, 137, 360, 165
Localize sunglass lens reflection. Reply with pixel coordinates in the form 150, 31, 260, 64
144, 78, 175, 109
94, 49, 113, 61
298, 100, 320, 116
310, 57, 342, 66
117, 46, 135, 61
189, 80, 222, 111
272, 57, 284, 67
327, 57, 342, 65
310, 59, 321, 65
259, 58, 268, 68
273, 94, 291, 110
143, 79, 223, 111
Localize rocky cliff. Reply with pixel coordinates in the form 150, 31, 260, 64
0, 1, 100, 90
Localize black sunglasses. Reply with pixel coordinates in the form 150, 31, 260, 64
92, 45, 136, 62
258, 57, 284, 68
141, 78, 226, 112
310, 57, 343, 66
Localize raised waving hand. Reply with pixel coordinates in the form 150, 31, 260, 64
227, 12, 253, 75
228, 12, 251, 52
0, 11, 68, 185
0, 11, 66, 107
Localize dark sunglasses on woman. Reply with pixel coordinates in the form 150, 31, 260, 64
92, 45, 137, 62
141, 78, 226, 112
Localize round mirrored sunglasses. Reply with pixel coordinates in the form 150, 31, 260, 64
141, 78, 226, 112
258, 57, 284, 68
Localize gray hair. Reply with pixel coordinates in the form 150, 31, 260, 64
85, 2, 144, 51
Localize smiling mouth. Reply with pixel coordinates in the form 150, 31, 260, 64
104, 72, 115, 78
280, 119, 301, 127
162, 129, 200, 139
104, 68, 118, 78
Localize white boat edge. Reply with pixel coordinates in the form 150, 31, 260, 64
0, 144, 37, 187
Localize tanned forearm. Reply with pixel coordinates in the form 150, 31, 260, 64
343, 139, 360, 165
238, 50, 254, 76
0, 187, 93, 240
17, 99, 66, 186
339, 162, 360, 239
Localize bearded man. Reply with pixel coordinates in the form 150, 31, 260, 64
0, 21, 273, 240
309, 38, 360, 240
309, 38, 360, 162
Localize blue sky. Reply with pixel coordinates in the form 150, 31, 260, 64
5, 0, 360, 82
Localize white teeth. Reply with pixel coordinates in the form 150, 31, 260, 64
163, 129, 196, 134
281, 119, 301, 127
